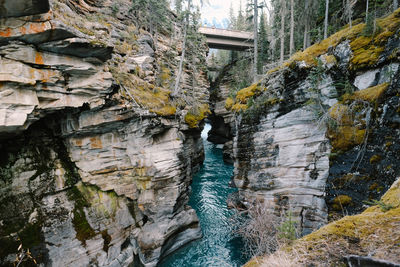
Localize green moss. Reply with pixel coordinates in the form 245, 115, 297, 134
333, 195, 353, 207
67, 185, 96, 246
271, 178, 400, 266
370, 154, 382, 164
110, 67, 176, 116
72, 208, 96, 246
328, 126, 366, 152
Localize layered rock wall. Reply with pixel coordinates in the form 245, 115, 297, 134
0, 0, 209, 266
230, 10, 400, 235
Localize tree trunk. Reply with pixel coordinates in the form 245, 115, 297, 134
289, 0, 295, 55
324, 0, 329, 39
269, 3, 276, 61
173, 0, 190, 95
365, 0, 369, 24
280, 0, 285, 64
347, 0, 352, 28
394, 0, 398, 11
303, 0, 309, 50
253, 0, 258, 82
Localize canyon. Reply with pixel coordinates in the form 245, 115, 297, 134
1, 0, 400, 266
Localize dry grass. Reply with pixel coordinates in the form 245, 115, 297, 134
259, 250, 300, 267
247, 178, 400, 267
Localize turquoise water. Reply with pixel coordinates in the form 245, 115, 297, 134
160, 124, 247, 267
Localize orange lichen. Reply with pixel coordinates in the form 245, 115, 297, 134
90, 137, 103, 149
0, 28, 12, 37
75, 139, 83, 147
35, 52, 44, 65
29, 22, 47, 34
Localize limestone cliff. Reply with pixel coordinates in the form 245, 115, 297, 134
228, 9, 400, 236
207, 62, 237, 163
0, 0, 209, 266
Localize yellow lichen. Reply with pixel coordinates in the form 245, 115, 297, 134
350, 35, 373, 50
350, 46, 384, 70
236, 83, 262, 104
225, 97, 234, 110
352, 82, 389, 102
231, 103, 248, 112
228, 83, 267, 112
324, 55, 337, 65
374, 30, 394, 45
287, 23, 365, 67
277, 8, 400, 69
267, 66, 283, 74
184, 104, 211, 128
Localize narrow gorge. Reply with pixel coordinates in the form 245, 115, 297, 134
1, 0, 400, 266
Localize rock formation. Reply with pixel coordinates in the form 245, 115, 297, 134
227, 9, 400, 235
0, 0, 209, 266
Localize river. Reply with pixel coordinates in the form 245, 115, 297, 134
160, 124, 248, 267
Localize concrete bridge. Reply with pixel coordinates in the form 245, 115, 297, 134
199, 27, 254, 51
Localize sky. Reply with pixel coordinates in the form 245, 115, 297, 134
197, 0, 242, 28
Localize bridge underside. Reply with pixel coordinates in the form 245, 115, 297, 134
199, 27, 254, 51
206, 37, 254, 51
